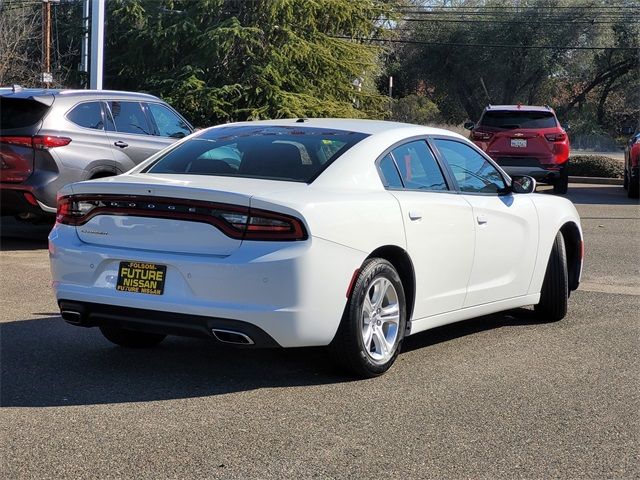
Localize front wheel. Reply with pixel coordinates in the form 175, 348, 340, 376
329, 258, 406, 378
100, 326, 166, 348
534, 232, 568, 321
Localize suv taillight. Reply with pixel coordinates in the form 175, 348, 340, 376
471, 131, 493, 141
545, 133, 567, 142
0, 135, 71, 149
56, 195, 308, 241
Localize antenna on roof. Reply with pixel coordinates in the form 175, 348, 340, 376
295, 118, 307, 123
12, 85, 23, 93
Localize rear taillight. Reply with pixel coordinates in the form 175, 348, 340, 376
545, 132, 567, 142
0, 135, 71, 149
471, 131, 493, 141
56, 195, 307, 241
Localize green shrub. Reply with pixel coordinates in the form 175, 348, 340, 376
568, 155, 623, 178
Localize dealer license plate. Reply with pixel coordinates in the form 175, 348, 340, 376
511, 138, 527, 148
116, 261, 167, 295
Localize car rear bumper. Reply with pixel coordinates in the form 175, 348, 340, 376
58, 299, 281, 348
0, 186, 52, 217
49, 223, 366, 348
498, 163, 567, 184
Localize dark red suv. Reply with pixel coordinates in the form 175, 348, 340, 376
465, 105, 570, 194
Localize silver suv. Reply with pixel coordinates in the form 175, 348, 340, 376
0, 87, 193, 221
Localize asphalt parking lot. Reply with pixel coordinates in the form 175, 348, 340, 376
1, 183, 638, 479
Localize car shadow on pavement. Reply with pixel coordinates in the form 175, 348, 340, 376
543, 183, 639, 206
1, 309, 542, 408
0, 218, 52, 251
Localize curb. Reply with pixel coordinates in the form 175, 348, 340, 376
568, 176, 623, 185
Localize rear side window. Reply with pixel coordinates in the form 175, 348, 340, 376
107, 101, 151, 135
390, 140, 447, 191
379, 154, 403, 188
67, 102, 104, 130
147, 103, 191, 138
479, 111, 557, 129
146, 125, 368, 183
0, 98, 49, 129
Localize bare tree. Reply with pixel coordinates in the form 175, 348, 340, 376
0, 1, 42, 86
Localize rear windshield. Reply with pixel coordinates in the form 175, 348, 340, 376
479, 110, 557, 129
146, 125, 368, 182
0, 98, 50, 129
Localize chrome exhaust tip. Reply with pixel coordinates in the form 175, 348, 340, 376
211, 328, 255, 345
61, 310, 83, 325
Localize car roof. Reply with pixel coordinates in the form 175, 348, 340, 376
484, 104, 555, 113
0, 87, 160, 102
216, 118, 465, 137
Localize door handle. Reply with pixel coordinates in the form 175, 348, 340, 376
114, 141, 128, 148
408, 211, 422, 221
477, 215, 488, 225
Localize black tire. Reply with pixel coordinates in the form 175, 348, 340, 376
99, 326, 166, 348
623, 168, 628, 190
534, 232, 568, 321
553, 170, 569, 194
329, 258, 406, 378
627, 174, 639, 199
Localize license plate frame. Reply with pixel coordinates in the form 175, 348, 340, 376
116, 261, 167, 295
511, 138, 527, 148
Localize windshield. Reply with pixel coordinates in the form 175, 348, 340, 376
479, 110, 557, 129
146, 125, 368, 183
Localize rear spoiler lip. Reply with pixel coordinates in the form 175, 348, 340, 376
0, 92, 55, 106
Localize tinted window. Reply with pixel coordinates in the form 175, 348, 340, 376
147, 103, 191, 138
479, 111, 557, 129
107, 101, 151, 135
379, 154, 403, 188
0, 98, 49, 129
147, 126, 368, 182
67, 102, 104, 129
390, 140, 447, 191
433, 139, 506, 194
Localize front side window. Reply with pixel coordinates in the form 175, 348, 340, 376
67, 102, 104, 130
433, 139, 506, 194
147, 103, 191, 138
146, 125, 368, 183
107, 101, 151, 135
390, 140, 447, 191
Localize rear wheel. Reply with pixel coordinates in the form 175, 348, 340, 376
330, 258, 406, 378
553, 169, 569, 194
535, 232, 568, 321
627, 172, 639, 199
99, 326, 166, 348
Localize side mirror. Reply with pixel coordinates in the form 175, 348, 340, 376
562, 123, 571, 132
463, 121, 475, 130
511, 175, 536, 194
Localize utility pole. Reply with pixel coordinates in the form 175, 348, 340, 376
79, 0, 90, 87
41, 0, 53, 87
89, 0, 105, 90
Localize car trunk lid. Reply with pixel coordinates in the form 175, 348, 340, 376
67, 173, 304, 255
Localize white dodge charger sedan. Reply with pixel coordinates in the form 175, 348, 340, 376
49, 119, 583, 377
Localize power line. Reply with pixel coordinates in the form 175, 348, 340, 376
332, 35, 640, 51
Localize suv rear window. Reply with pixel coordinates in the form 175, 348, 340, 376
479, 111, 557, 129
146, 125, 368, 182
0, 98, 50, 129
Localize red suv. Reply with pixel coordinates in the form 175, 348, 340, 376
465, 105, 570, 194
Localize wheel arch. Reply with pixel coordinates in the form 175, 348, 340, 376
560, 221, 582, 292
366, 245, 416, 330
